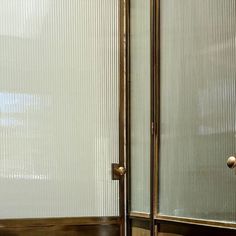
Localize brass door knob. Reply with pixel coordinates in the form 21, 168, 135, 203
227, 156, 236, 169
114, 166, 126, 176
112, 163, 126, 180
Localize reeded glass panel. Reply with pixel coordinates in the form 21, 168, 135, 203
159, 0, 236, 222
130, 0, 151, 213
0, 0, 119, 218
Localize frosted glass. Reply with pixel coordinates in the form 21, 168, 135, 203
130, 0, 151, 213
159, 0, 236, 222
0, 0, 119, 218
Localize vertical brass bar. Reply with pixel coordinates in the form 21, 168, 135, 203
155, 0, 161, 219
150, 0, 155, 234
119, 0, 127, 235
125, 0, 131, 235
151, 0, 161, 235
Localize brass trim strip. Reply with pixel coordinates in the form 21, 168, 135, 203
129, 212, 150, 219
155, 214, 236, 230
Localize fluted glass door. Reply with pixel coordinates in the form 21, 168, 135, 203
0, 0, 120, 218
159, 0, 236, 223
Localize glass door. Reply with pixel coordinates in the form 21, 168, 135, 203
0, 0, 125, 235
157, 0, 236, 234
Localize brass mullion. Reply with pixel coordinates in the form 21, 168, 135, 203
119, 0, 128, 235
154, 0, 161, 219
150, 0, 160, 235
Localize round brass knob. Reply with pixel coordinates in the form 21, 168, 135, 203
227, 156, 236, 169
114, 166, 126, 176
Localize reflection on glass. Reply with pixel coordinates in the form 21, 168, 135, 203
159, 0, 236, 222
0, 0, 119, 218
0, 93, 49, 180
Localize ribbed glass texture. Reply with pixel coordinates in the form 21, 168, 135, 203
0, 0, 119, 218
130, 0, 151, 213
159, 0, 236, 222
